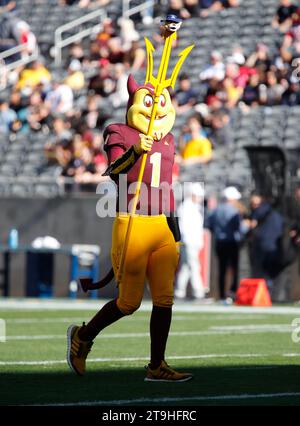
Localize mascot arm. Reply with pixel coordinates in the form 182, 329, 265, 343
167, 212, 181, 242
103, 131, 153, 177
103, 144, 141, 176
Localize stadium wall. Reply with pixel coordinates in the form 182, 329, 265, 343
0, 196, 299, 301
0, 196, 116, 298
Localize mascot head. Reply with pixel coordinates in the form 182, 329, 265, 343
126, 74, 175, 141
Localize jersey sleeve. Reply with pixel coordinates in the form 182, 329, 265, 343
103, 124, 141, 176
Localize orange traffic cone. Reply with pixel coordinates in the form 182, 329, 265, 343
235, 279, 272, 307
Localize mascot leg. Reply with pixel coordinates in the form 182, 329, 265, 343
150, 305, 172, 369
78, 299, 124, 341
145, 231, 193, 382
147, 241, 177, 368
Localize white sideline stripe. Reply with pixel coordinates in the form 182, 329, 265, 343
31, 392, 300, 406
1, 298, 300, 314
211, 324, 293, 331
5, 315, 272, 324
1, 353, 299, 367
6, 318, 92, 324
5, 326, 293, 341
0, 354, 269, 366
4, 316, 201, 324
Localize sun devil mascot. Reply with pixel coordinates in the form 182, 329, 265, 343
67, 15, 195, 382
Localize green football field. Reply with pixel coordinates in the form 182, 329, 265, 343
1, 299, 300, 406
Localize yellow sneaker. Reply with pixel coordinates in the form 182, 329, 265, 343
66, 324, 93, 376
144, 360, 193, 382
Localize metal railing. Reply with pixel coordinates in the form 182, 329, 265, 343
122, 0, 155, 19
54, 8, 107, 67
0, 42, 39, 90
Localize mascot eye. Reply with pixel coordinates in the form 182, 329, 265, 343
144, 94, 153, 108
160, 94, 166, 107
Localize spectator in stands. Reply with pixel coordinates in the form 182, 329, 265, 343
118, 18, 140, 52
200, 0, 221, 17
241, 73, 261, 106
210, 109, 233, 148
109, 64, 128, 108
0, 98, 17, 134
175, 183, 206, 300
246, 43, 272, 75
55, 138, 75, 176
226, 45, 246, 66
259, 70, 287, 105
89, 40, 102, 63
97, 18, 116, 48
199, 51, 225, 82
16, 58, 51, 91
59, 0, 78, 5
183, 0, 200, 17
45, 80, 74, 115
74, 143, 108, 184
69, 42, 85, 64
282, 77, 300, 105
64, 59, 85, 91
226, 61, 254, 91
167, 0, 191, 20
12, 20, 37, 57
0, 12, 18, 56
0, 1, 16, 12
278, 184, 300, 273
248, 194, 284, 290
179, 113, 213, 165
280, 35, 300, 62
282, 9, 300, 46
9, 90, 25, 113
272, 0, 298, 33
25, 91, 51, 134
81, 94, 110, 130
221, 77, 243, 108
88, 65, 114, 97
174, 73, 199, 113
124, 40, 146, 72
78, 0, 110, 8
207, 186, 248, 302
60, 0, 110, 7
199, 0, 240, 18
0, 14, 36, 62
51, 115, 73, 145
107, 37, 125, 64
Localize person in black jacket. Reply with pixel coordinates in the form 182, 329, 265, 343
248, 194, 284, 288
285, 185, 300, 271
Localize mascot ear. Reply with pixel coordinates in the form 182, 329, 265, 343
127, 74, 139, 96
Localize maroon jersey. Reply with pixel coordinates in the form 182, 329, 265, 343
103, 123, 175, 215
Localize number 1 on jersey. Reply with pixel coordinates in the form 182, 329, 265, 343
150, 152, 161, 188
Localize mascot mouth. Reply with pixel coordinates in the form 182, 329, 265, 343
142, 113, 167, 122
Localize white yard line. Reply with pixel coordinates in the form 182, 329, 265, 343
5, 318, 89, 324
0, 352, 298, 367
4, 325, 294, 341
1, 298, 300, 314
29, 392, 300, 406
4, 316, 203, 324
4, 315, 273, 324
211, 324, 293, 331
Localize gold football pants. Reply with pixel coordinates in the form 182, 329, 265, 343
111, 214, 178, 315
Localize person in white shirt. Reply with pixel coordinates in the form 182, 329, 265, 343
109, 64, 128, 108
199, 50, 225, 82
45, 81, 74, 114
175, 183, 205, 300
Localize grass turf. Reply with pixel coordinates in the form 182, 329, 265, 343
1, 302, 300, 406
